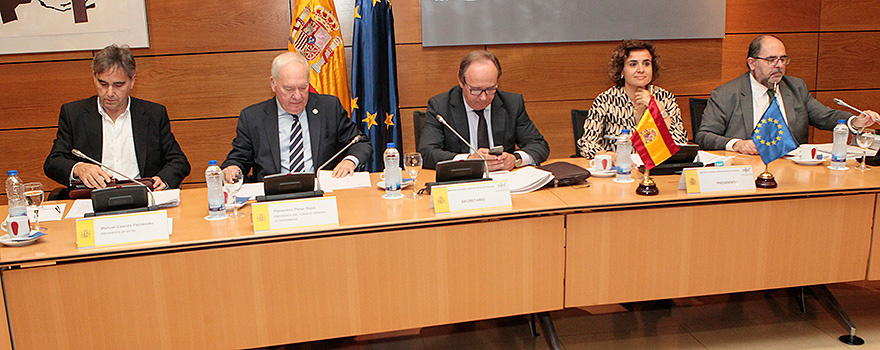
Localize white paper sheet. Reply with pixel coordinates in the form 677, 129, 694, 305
65, 199, 94, 219
235, 183, 266, 201
317, 170, 371, 192
27, 203, 66, 222
152, 189, 180, 208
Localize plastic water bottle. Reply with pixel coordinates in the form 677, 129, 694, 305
382, 143, 403, 199
205, 160, 227, 219
615, 130, 633, 182
831, 119, 849, 170
5, 170, 26, 218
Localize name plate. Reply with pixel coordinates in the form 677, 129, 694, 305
252, 196, 339, 232
76, 210, 170, 249
678, 165, 756, 194
432, 180, 512, 214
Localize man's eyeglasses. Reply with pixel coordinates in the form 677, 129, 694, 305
753, 56, 791, 66
465, 84, 497, 96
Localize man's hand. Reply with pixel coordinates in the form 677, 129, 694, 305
732, 139, 759, 155
73, 163, 113, 189
331, 159, 356, 178
496, 152, 516, 171
150, 176, 167, 191
853, 110, 880, 129
222, 165, 242, 183
467, 148, 507, 171
634, 87, 651, 116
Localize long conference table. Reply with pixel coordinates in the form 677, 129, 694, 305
1, 154, 880, 349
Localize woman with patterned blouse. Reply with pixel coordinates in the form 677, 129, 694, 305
577, 40, 688, 160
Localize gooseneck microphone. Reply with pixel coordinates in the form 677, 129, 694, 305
315, 135, 365, 191
834, 98, 864, 115
436, 115, 490, 179
71, 148, 156, 206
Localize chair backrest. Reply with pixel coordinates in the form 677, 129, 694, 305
688, 98, 708, 142
570, 109, 589, 157
413, 110, 427, 149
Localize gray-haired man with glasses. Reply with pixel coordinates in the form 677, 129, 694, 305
697, 35, 879, 153
418, 50, 549, 170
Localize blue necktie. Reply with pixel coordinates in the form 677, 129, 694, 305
289, 115, 305, 173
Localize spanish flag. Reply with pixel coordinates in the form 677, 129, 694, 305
289, 0, 351, 112
631, 97, 680, 170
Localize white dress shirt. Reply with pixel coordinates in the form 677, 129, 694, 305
452, 94, 534, 166
70, 97, 140, 183
276, 99, 358, 173
724, 74, 790, 151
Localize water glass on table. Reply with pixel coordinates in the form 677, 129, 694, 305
404, 152, 423, 199
856, 129, 875, 170
224, 167, 245, 217
23, 182, 45, 232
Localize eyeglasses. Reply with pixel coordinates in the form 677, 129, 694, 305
753, 56, 791, 66
465, 84, 497, 96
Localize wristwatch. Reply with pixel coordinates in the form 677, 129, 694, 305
513, 152, 523, 168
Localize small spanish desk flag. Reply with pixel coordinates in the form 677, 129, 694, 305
632, 97, 680, 170
751, 96, 797, 165
289, 0, 351, 112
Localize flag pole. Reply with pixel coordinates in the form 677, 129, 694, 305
636, 168, 659, 196
756, 162, 777, 188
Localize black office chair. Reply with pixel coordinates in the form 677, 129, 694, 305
413, 110, 426, 149
570, 109, 589, 157
688, 98, 708, 143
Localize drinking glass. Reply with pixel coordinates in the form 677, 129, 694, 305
23, 182, 46, 232
404, 152, 423, 199
224, 167, 245, 217
856, 129, 875, 170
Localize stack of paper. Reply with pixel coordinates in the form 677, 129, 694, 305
489, 167, 554, 194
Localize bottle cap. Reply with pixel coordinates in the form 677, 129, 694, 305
386, 143, 395, 148
208, 160, 218, 165
839, 119, 845, 123
7, 170, 17, 176
621, 129, 629, 134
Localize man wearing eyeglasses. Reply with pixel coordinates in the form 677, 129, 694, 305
697, 35, 879, 154
419, 50, 549, 170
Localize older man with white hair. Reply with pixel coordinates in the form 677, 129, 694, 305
222, 52, 371, 181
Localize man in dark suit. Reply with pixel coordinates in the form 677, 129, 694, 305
418, 50, 549, 170
44, 44, 190, 190
697, 35, 879, 153
222, 52, 371, 181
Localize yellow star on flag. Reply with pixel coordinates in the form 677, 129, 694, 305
365, 111, 378, 130
373, 0, 381, 6
384, 113, 394, 128
354, 5, 361, 19
351, 97, 359, 111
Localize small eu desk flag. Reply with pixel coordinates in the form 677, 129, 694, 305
752, 97, 798, 165
351, 0, 400, 172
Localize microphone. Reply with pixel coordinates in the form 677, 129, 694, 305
314, 135, 364, 191
834, 98, 864, 115
71, 149, 156, 206
436, 115, 490, 178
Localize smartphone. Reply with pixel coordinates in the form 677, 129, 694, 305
488, 145, 503, 155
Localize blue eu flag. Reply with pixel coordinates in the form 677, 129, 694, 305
751, 97, 798, 165
351, 0, 400, 172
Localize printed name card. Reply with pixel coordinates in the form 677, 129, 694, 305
251, 196, 339, 232
678, 165, 756, 194
432, 180, 512, 214
76, 210, 170, 249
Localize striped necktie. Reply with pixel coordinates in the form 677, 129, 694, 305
289, 115, 305, 173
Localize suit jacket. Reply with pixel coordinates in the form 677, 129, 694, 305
696, 72, 849, 150
222, 94, 372, 181
418, 86, 550, 169
43, 96, 191, 188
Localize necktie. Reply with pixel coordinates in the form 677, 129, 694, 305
475, 109, 489, 149
289, 115, 305, 173
767, 88, 776, 104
